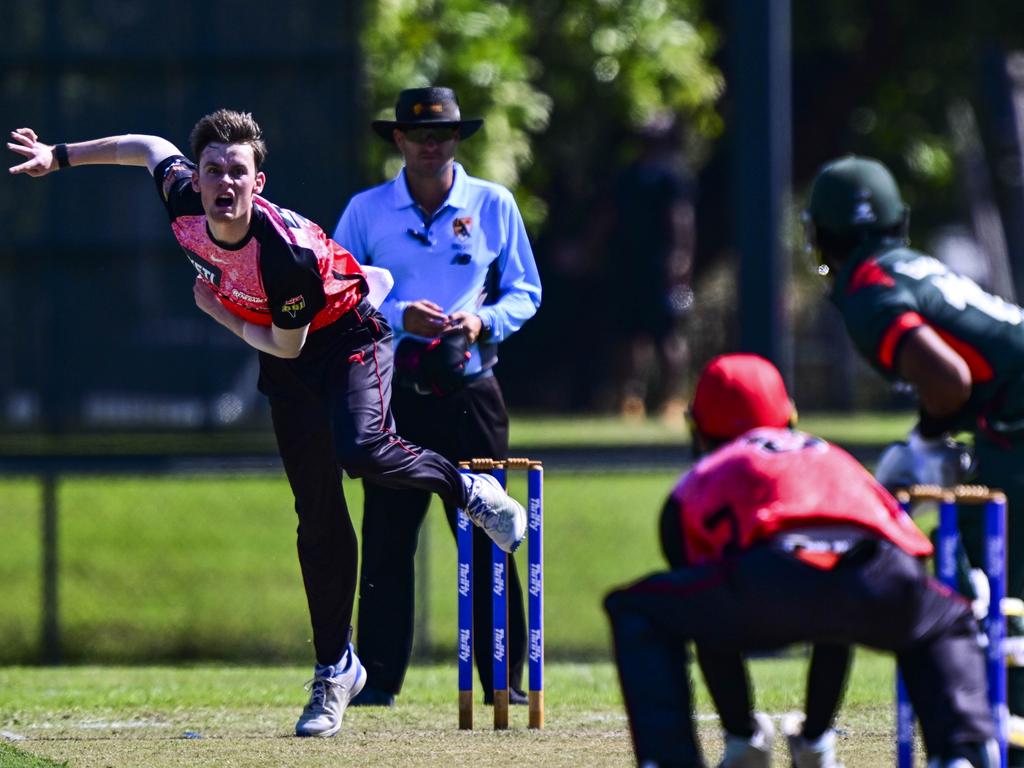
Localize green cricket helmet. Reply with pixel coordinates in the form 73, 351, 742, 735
803, 155, 909, 274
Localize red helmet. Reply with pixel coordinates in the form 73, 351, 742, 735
689, 354, 794, 441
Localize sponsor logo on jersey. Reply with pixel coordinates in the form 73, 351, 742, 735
183, 249, 222, 286
453, 216, 473, 240
231, 288, 265, 305
451, 253, 472, 265
161, 160, 193, 200
282, 295, 306, 318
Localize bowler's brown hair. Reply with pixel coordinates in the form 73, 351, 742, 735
189, 109, 267, 169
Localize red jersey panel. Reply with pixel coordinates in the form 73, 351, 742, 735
154, 155, 365, 331
669, 428, 932, 565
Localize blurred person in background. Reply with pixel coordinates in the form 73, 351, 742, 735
605, 353, 996, 768
805, 154, 1024, 763
6, 112, 528, 738
333, 87, 541, 706
604, 114, 696, 426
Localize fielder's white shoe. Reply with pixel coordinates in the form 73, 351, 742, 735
718, 712, 775, 768
782, 712, 843, 768
463, 473, 527, 553
294, 644, 367, 737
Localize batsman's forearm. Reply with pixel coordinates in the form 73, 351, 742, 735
62, 134, 183, 173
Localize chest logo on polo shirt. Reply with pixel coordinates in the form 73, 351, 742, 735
453, 217, 472, 240
282, 295, 306, 318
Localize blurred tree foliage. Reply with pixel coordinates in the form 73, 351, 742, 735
359, 0, 723, 229
790, 0, 1024, 232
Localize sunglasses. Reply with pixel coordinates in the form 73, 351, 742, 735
401, 126, 458, 144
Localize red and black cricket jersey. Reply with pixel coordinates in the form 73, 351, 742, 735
831, 241, 1024, 432
667, 427, 933, 566
154, 155, 365, 331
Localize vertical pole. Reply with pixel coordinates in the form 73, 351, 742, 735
896, 674, 914, 768
457, 466, 473, 730
413, 524, 430, 659
895, 493, 914, 768
41, 473, 60, 664
491, 465, 509, 730
986, 494, 1009, 766
528, 463, 544, 729
937, 493, 960, 590
734, 0, 793, 383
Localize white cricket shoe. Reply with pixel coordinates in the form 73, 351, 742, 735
463, 473, 527, 553
782, 712, 843, 768
295, 644, 367, 737
718, 711, 775, 768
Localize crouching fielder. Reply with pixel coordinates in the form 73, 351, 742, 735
604, 353, 996, 768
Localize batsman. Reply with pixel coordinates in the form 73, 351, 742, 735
804, 155, 1024, 763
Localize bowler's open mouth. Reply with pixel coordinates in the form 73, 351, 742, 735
215, 195, 233, 208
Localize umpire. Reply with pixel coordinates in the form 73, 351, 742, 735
333, 86, 542, 706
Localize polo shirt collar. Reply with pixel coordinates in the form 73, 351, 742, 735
391, 162, 468, 212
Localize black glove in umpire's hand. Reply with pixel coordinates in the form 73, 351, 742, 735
395, 333, 471, 396
873, 427, 974, 491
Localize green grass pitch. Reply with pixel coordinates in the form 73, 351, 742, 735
0, 655, 905, 767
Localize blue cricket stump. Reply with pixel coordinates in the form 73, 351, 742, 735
895, 485, 1008, 767
457, 458, 544, 731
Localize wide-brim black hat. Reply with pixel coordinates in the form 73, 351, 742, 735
371, 87, 483, 141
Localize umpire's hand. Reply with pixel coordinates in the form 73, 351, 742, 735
403, 300, 454, 337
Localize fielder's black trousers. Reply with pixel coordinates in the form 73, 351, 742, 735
357, 374, 527, 696
604, 538, 994, 768
257, 302, 466, 666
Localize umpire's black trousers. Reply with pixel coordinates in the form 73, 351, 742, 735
604, 537, 995, 767
357, 372, 527, 697
257, 302, 467, 667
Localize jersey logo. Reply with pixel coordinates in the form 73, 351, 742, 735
451, 253, 472, 265
161, 159, 193, 201
453, 217, 473, 240
282, 295, 306, 318
183, 248, 222, 286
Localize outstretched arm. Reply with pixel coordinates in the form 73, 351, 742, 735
8, 128, 182, 177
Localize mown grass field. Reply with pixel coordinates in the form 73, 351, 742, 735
0, 470, 675, 664
1, 411, 917, 665
0, 411, 921, 766
0, 654, 907, 768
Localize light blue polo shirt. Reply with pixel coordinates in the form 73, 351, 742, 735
333, 162, 542, 375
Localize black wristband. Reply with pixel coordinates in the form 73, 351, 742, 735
54, 143, 70, 169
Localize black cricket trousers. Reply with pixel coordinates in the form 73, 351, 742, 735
257, 301, 466, 666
